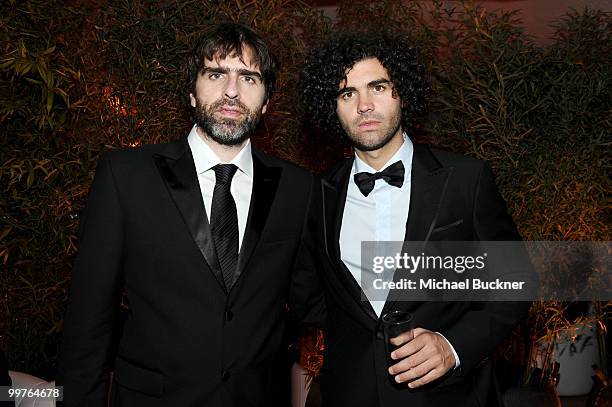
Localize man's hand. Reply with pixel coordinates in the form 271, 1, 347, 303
387, 328, 456, 388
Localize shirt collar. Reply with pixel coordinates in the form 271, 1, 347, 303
353, 132, 413, 176
187, 124, 254, 178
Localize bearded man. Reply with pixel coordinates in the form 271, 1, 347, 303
57, 22, 323, 407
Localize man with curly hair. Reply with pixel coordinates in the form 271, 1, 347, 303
301, 32, 530, 406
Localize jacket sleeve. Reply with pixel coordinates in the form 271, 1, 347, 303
57, 153, 124, 407
441, 161, 534, 375
288, 173, 326, 327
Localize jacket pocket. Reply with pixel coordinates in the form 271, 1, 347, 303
260, 234, 298, 244
113, 356, 164, 397
432, 219, 464, 233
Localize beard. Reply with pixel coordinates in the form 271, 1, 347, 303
340, 110, 402, 152
193, 98, 262, 146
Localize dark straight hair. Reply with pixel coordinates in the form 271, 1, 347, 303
186, 22, 278, 102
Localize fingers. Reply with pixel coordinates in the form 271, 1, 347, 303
390, 327, 431, 361
411, 327, 428, 337
388, 347, 428, 375
406, 364, 447, 388
389, 337, 423, 362
389, 327, 426, 347
387, 330, 456, 388
393, 358, 437, 385
389, 330, 414, 347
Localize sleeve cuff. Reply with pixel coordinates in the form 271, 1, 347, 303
435, 332, 460, 369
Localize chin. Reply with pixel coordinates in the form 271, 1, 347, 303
353, 142, 388, 152
210, 133, 250, 146
350, 134, 391, 152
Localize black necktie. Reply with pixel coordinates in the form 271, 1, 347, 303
354, 160, 405, 197
210, 164, 239, 291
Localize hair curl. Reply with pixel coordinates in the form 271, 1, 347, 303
300, 31, 430, 138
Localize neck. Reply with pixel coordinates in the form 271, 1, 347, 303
196, 126, 248, 163
355, 128, 404, 171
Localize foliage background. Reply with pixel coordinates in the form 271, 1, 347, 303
1, 0, 610, 380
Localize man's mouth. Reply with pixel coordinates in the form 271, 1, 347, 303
217, 106, 243, 118
357, 120, 381, 129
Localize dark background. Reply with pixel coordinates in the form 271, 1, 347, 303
1, 1, 610, 399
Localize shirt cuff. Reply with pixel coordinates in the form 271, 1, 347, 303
435, 332, 460, 369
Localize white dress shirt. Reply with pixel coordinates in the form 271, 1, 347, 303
340, 134, 413, 316
339, 134, 460, 367
187, 125, 253, 251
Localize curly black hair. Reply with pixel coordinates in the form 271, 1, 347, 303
300, 31, 430, 138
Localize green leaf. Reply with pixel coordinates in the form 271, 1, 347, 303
38, 46, 56, 56
37, 63, 48, 85
0, 226, 12, 242
0, 59, 15, 70
24, 77, 42, 85
26, 167, 35, 188
46, 71, 55, 88
46, 91, 54, 113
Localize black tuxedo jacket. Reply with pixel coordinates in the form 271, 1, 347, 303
57, 138, 323, 407
0, 350, 13, 407
317, 144, 532, 407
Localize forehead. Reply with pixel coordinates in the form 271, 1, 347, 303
203, 46, 262, 72
339, 58, 390, 88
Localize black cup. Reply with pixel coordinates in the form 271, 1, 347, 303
381, 310, 414, 383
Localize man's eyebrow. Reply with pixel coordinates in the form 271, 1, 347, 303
201, 66, 262, 79
236, 68, 262, 79
336, 78, 392, 96
337, 86, 356, 96
368, 78, 392, 87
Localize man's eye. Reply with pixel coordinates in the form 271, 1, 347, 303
373, 84, 386, 92
209, 73, 223, 80
340, 91, 354, 100
243, 76, 257, 84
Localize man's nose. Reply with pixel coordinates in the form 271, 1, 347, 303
357, 93, 374, 114
224, 75, 239, 99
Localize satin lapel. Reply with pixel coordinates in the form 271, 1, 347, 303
153, 140, 225, 292
231, 152, 281, 290
405, 144, 452, 242
323, 159, 378, 322
322, 181, 343, 262
382, 144, 452, 315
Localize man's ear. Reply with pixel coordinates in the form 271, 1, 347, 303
261, 100, 268, 115
189, 93, 196, 108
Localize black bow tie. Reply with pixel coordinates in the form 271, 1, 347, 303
354, 160, 405, 197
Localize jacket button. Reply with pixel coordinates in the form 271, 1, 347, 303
225, 310, 233, 321
376, 331, 384, 340
222, 371, 231, 381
